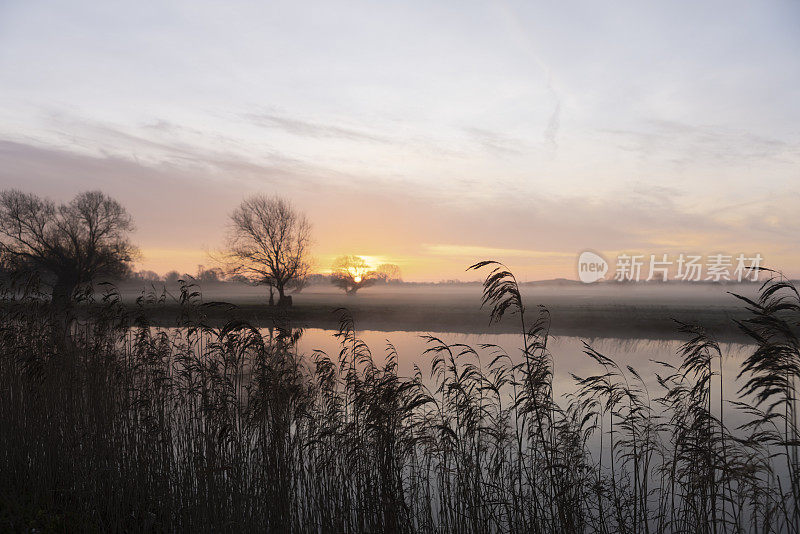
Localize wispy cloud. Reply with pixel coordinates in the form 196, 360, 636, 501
544, 100, 560, 151
462, 127, 526, 157
602, 120, 800, 167
245, 112, 392, 144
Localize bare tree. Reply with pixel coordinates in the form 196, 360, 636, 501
0, 190, 137, 309
222, 195, 311, 306
375, 263, 402, 284
331, 255, 378, 295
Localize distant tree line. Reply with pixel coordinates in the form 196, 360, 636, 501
124, 266, 404, 289
125, 266, 246, 285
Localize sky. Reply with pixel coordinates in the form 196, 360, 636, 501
0, 0, 798, 281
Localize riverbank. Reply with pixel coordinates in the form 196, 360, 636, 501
105, 282, 758, 342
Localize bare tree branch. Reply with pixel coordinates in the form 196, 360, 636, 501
0, 189, 137, 308
219, 195, 311, 306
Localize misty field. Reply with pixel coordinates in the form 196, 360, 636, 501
1, 265, 799, 533
110, 279, 759, 341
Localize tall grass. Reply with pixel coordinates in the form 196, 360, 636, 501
0, 264, 798, 532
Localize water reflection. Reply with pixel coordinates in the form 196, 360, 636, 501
298, 328, 756, 425
160, 323, 758, 425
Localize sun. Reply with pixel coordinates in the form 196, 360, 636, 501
345, 255, 382, 282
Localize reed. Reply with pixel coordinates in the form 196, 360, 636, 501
0, 266, 797, 532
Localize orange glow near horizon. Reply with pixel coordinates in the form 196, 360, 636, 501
135, 242, 800, 283
136, 247, 583, 282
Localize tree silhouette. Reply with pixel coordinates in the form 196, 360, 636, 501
222, 195, 311, 306
0, 190, 137, 309
164, 270, 181, 284
331, 255, 378, 295
375, 263, 402, 284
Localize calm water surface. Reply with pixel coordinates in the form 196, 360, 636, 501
297, 328, 756, 425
